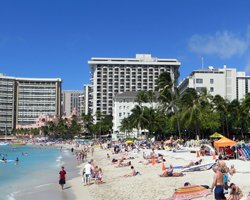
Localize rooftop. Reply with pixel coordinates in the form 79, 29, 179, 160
88, 54, 181, 66
0, 73, 62, 82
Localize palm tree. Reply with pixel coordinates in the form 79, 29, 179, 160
143, 107, 166, 138
157, 71, 181, 138
180, 88, 220, 139
136, 91, 149, 105
212, 95, 230, 137
120, 117, 133, 137
130, 105, 148, 138
180, 88, 202, 138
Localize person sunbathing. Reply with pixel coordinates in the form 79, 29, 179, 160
124, 166, 140, 177
183, 159, 202, 168
160, 164, 173, 177
227, 183, 243, 200
184, 182, 209, 189
160, 165, 184, 177
117, 159, 131, 167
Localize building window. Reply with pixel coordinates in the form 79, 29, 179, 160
196, 79, 203, 84
210, 79, 214, 84
210, 87, 214, 92
119, 113, 122, 117
196, 87, 206, 92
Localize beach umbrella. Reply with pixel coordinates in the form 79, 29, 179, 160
172, 185, 211, 200
209, 132, 224, 138
214, 137, 236, 150
126, 140, 133, 144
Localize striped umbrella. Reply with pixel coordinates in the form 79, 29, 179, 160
172, 185, 211, 200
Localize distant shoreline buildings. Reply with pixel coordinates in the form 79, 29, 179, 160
0, 73, 61, 134
62, 90, 83, 116
2, 54, 250, 138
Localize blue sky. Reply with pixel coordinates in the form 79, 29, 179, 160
1, 0, 250, 90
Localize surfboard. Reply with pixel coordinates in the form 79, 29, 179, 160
0, 159, 14, 163
181, 162, 216, 172
166, 165, 183, 169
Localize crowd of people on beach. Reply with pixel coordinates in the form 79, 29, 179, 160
57, 138, 249, 200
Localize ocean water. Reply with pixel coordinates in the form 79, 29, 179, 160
0, 145, 78, 200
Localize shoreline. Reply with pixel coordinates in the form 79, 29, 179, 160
8, 143, 87, 200
4, 142, 250, 200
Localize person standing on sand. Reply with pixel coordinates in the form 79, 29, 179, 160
59, 166, 66, 190
84, 161, 92, 185
211, 166, 226, 200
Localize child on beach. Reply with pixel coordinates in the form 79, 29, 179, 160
95, 168, 103, 184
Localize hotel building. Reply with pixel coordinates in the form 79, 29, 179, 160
83, 84, 92, 115
0, 73, 61, 134
88, 54, 181, 120
178, 66, 250, 101
62, 90, 83, 116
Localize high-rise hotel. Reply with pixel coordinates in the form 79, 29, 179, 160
0, 73, 61, 134
88, 54, 181, 119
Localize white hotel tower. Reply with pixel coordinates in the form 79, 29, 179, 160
88, 54, 181, 119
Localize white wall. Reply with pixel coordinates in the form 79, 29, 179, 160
113, 98, 158, 138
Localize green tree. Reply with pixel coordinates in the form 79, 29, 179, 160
130, 105, 148, 137
212, 95, 230, 137
120, 116, 133, 137
136, 91, 149, 105
81, 113, 94, 134
157, 71, 181, 138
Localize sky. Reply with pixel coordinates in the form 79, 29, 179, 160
1, 0, 250, 90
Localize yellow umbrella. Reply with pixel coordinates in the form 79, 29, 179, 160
209, 132, 224, 138
126, 140, 133, 144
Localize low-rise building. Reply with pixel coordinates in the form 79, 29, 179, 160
112, 91, 158, 139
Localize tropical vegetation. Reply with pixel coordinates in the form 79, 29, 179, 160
12, 71, 250, 140
119, 71, 250, 140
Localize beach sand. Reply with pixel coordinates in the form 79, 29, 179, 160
80, 147, 250, 200
13, 144, 250, 200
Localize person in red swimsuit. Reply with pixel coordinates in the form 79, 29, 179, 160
59, 166, 66, 190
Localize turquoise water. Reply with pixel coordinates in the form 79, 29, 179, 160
0, 145, 76, 200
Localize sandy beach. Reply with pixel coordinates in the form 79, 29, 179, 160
10, 143, 249, 200
68, 145, 250, 200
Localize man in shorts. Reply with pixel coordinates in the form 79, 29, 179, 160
59, 166, 66, 190
211, 166, 226, 200
84, 161, 92, 185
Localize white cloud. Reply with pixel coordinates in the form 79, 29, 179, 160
188, 30, 249, 59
